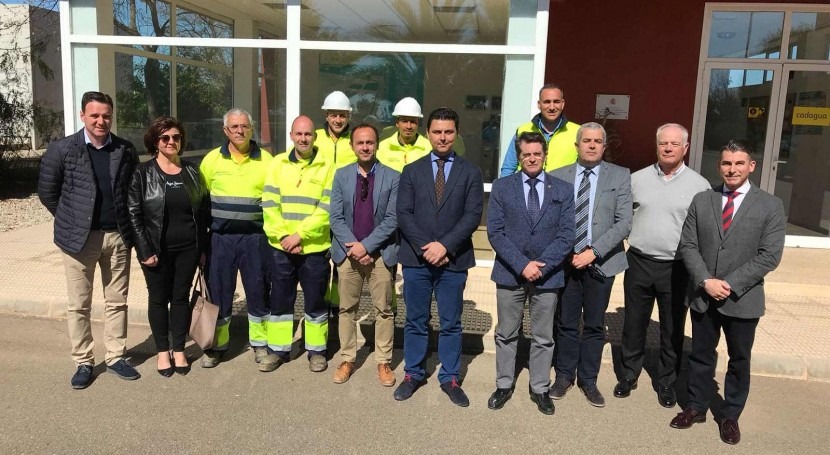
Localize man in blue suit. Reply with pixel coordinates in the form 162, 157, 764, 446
486, 131, 575, 415
329, 124, 400, 387
394, 107, 484, 407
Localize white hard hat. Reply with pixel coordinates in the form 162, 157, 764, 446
321, 91, 352, 112
392, 97, 423, 118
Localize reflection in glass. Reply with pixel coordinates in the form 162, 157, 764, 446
790, 13, 830, 61
708, 11, 784, 58
176, 6, 233, 66
300, 0, 512, 44
114, 52, 170, 147
301, 50, 505, 182
176, 62, 232, 151
701, 69, 771, 186
113, 0, 171, 54
258, 46, 287, 154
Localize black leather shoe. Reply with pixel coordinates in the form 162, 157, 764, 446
670, 408, 706, 429
440, 379, 470, 407
530, 391, 555, 415
719, 418, 741, 445
658, 386, 677, 408
487, 388, 513, 410
393, 375, 423, 401
71, 364, 93, 389
549, 377, 573, 400
613, 379, 638, 398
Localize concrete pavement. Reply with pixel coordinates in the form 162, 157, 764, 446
0, 314, 829, 454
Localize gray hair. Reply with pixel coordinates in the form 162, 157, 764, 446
576, 122, 607, 144
223, 108, 254, 127
656, 123, 689, 145
539, 83, 564, 99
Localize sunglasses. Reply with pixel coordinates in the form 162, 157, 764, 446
159, 134, 182, 143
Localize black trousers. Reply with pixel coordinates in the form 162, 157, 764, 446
620, 251, 689, 387
555, 267, 615, 386
687, 305, 758, 420
141, 246, 200, 352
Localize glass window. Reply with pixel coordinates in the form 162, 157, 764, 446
176, 62, 233, 151
176, 6, 233, 66
300, 0, 518, 44
790, 12, 830, 61
301, 50, 506, 182
258, 47, 287, 154
113, 0, 171, 54
708, 11, 784, 58
114, 52, 171, 148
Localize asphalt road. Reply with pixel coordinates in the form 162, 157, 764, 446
1, 314, 828, 454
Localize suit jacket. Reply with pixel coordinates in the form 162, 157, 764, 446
329, 162, 400, 266
487, 172, 575, 289
552, 162, 633, 276
678, 184, 785, 318
396, 152, 484, 271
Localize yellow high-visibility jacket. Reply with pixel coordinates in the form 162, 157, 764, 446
314, 125, 355, 169
377, 132, 432, 173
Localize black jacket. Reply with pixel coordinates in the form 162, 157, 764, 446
127, 159, 210, 262
38, 130, 139, 254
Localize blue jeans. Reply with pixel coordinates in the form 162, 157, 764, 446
402, 265, 467, 384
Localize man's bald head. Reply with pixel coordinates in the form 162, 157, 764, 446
290, 115, 316, 158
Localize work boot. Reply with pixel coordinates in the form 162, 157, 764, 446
259, 353, 284, 372
200, 349, 223, 368
309, 354, 328, 372
253, 347, 268, 364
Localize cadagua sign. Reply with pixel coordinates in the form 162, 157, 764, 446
792, 106, 830, 127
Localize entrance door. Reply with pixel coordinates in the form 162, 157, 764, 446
768, 66, 830, 242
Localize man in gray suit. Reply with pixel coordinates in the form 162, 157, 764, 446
486, 131, 575, 415
670, 140, 785, 445
550, 123, 632, 407
329, 124, 400, 387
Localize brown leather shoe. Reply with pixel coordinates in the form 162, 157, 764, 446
719, 418, 741, 445
332, 362, 355, 384
670, 408, 706, 429
377, 363, 396, 387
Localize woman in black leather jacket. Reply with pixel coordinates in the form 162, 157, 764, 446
128, 116, 209, 377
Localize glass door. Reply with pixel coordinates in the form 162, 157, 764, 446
768, 66, 830, 240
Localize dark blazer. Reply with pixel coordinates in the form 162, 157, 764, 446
679, 184, 786, 318
396, 152, 484, 271
487, 172, 575, 289
330, 162, 400, 266
552, 162, 633, 276
38, 129, 139, 254
127, 159, 210, 262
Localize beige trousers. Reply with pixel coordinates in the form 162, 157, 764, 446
336, 256, 394, 364
61, 230, 131, 366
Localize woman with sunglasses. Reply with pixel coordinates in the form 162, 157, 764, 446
128, 116, 209, 377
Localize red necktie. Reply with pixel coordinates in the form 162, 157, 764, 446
722, 191, 740, 232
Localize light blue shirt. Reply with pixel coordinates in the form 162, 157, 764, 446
574, 162, 600, 245
499, 115, 565, 178
83, 129, 112, 150
521, 171, 545, 210
431, 151, 455, 181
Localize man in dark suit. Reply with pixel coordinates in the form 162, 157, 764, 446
670, 140, 785, 445
550, 123, 632, 407
393, 107, 484, 407
329, 124, 400, 387
486, 132, 574, 415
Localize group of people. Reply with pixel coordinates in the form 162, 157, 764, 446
38, 84, 785, 446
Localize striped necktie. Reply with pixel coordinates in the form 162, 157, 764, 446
722, 191, 740, 232
574, 168, 592, 253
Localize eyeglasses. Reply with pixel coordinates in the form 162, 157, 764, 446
225, 124, 251, 132
358, 175, 369, 201
159, 134, 182, 143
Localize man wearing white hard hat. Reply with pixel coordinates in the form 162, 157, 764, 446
377, 97, 432, 172
316, 91, 357, 169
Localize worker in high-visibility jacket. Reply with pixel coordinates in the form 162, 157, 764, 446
260, 115, 336, 373
199, 108, 272, 369
377, 97, 432, 172
315, 90, 356, 169
499, 84, 579, 177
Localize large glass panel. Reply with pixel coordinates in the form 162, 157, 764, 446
114, 52, 171, 148
300, 0, 517, 44
176, 62, 232, 151
790, 12, 830, 61
774, 71, 830, 237
176, 6, 232, 65
112, 0, 171, 54
258, 47, 287, 154
700, 68, 773, 186
708, 11, 784, 58
301, 50, 505, 182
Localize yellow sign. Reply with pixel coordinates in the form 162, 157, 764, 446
792, 106, 830, 126
747, 107, 765, 119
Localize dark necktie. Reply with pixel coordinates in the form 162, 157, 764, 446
435, 158, 446, 202
574, 168, 592, 253
526, 178, 540, 222
722, 191, 740, 232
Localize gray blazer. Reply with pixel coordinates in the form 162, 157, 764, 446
329, 161, 400, 266
552, 162, 633, 276
678, 184, 786, 318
